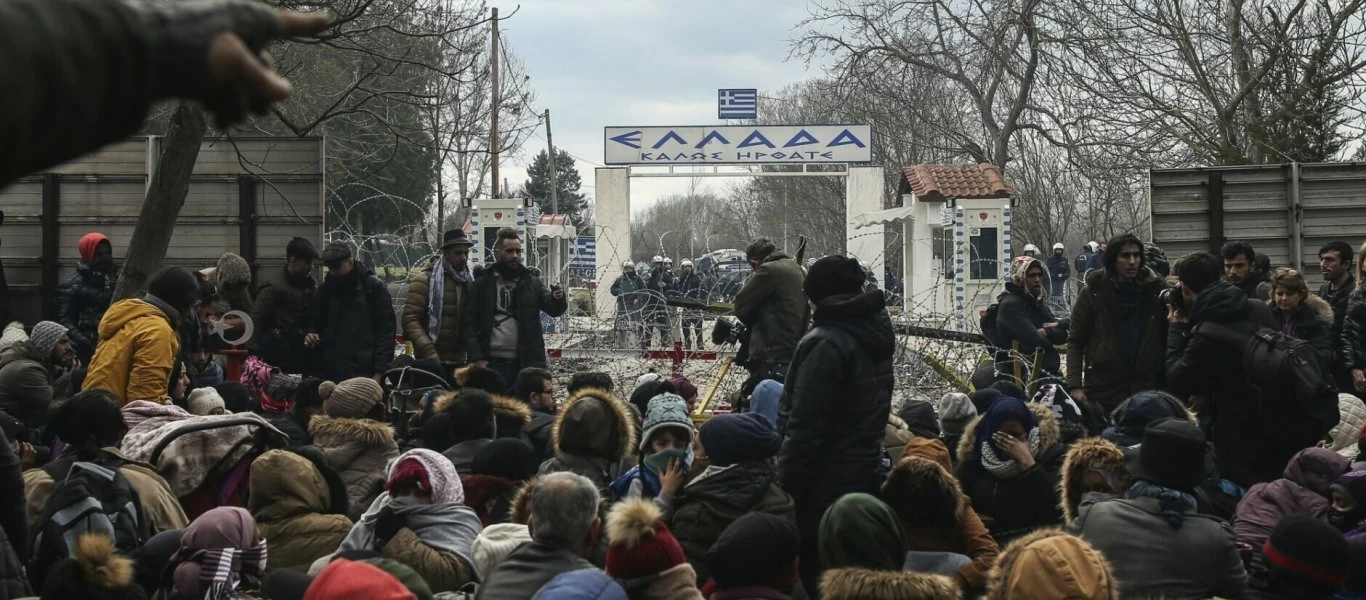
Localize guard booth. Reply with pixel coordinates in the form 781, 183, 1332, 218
852, 163, 1013, 331
467, 199, 528, 267
531, 213, 575, 282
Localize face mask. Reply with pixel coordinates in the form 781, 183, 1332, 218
644, 447, 691, 475
389, 493, 428, 508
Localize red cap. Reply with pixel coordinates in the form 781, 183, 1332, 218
304, 559, 416, 600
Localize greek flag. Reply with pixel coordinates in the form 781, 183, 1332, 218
718, 88, 757, 119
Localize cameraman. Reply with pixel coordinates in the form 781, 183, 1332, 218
1165, 252, 1279, 487
733, 238, 807, 388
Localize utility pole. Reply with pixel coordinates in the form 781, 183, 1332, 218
544, 109, 559, 215
489, 6, 501, 198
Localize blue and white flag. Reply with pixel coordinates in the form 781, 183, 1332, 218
718, 88, 757, 119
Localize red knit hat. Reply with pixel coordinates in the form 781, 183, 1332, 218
304, 559, 416, 600
604, 499, 686, 580
385, 458, 432, 495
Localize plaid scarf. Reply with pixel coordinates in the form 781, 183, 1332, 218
194, 542, 268, 600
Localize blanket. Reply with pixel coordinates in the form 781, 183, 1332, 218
120, 403, 288, 497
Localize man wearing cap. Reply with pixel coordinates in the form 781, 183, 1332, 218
0, 321, 76, 435
463, 228, 567, 387
610, 260, 647, 348
311, 242, 396, 382
403, 230, 474, 367
57, 232, 118, 363
252, 237, 321, 374
734, 238, 807, 387
672, 259, 706, 350
1068, 418, 1248, 599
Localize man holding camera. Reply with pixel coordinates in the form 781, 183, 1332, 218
1165, 252, 1280, 487
1066, 234, 1169, 414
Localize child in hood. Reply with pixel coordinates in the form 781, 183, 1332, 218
541, 387, 637, 492
609, 394, 695, 511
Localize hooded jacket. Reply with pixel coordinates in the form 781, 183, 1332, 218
1068, 492, 1248, 599
540, 387, 637, 491
312, 261, 395, 380
308, 416, 401, 522
954, 403, 1066, 546
733, 251, 808, 367
83, 298, 181, 405
995, 269, 1065, 377
1272, 294, 1336, 369
819, 568, 960, 600
0, 342, 59, 432
890, 438, 999, 592
1234, 447, 1350, 574
777, 290, 895, 509
1058, 438, 1132, 523
247, 449, 353, 573
402, 258, 469, 364
1167, 280, 1289, 487
984, 529, 1118, 600
462, 263, 568, 368
56, 261, 116, 362
1066, 267, 1169, 410
667, 460, 795, 586
250, 266, 317, 373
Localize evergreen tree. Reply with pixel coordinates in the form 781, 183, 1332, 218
523, 148, 586, 224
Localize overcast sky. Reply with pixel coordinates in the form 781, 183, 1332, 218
501, 0, 829, 218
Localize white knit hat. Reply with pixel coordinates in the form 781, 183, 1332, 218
187, 387, 227, 416
0, 322, 27, 353
471, 523, 531, 576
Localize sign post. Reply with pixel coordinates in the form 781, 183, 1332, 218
604, 125, 872, 165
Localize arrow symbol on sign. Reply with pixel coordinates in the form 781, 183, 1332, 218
610, 130, 643, 149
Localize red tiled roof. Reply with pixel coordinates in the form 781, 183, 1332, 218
898, 163, 1012, 203
539, 214, 569, 226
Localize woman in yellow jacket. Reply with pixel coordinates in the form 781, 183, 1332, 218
83, 267, 200, 405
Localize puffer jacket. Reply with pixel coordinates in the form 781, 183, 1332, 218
1233, 447, 1350, 574
248, 449, 353, 573
402, 259, 468, 364
379, 527, 477, 593
539, 387, 637, 492
1066, 267, 1168, 411
778, 290, 895, 509
308, 416, 400, 522
56, 262, 116, 362
667, 461, 795, 586
1059, 438, 1131, 523
954, 403, 1067, 546
891, 437, 1000, 593
820, 568, 959, 600
1271, 294, 1335, 369
313, 262, 396, 381
1341, 289, 1366, 373
0, 342, 57, 432
733, 251, 808, 367
1327, 393, 1366, 460
82, 298, 181, 405
250, 266, 317, 373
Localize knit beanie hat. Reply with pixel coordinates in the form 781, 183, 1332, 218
321, 377, 383, 419
1263, 514, 1350, 591
0, 321, 27, 353
639, 394, 694, 452
385, 448, 464, 504
533, 569, 629, 600
29, 320, 68, 359
938, 392, 976, 436
898, 399, 942, 439
40, 533, 147, 600
706, 512, 801, 591
186, 388, 227, 416
215, 253, 252, 288
304, 559, 416, 600
470, 523, 532, 577
968, 388, 1002, 415
804, 256, 866, 303
699, 412, 779, 467
670, 376, 698, 401
604, 499, 686, 580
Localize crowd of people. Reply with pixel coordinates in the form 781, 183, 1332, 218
2, 0, 1366, 597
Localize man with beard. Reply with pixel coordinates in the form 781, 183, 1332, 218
464, 228, 568, 388
1222, 241, 1271, 301
995, 256, 1067, 380
0, 321, 77, 436
311, 242, 396, 382
57, 232, 118, 363
403, 229, 475, 367
252, 237, 320, 373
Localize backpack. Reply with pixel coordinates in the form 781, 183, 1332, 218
1193, 321, 1340, 449
979, 303, 1001, 347
28, 456, 148, 585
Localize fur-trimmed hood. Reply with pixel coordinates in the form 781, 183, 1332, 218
553, 387, 636, 461
984, 528, 1118, 600
886, 447, 968, 525
307, 415, 398, 468
493, 395, 532, 428
1305, 293, 1335, 327
1059, 438, 1131, 522
820, 567, 961, 600
956, 402, 1062, 464
509, 476, 537, 525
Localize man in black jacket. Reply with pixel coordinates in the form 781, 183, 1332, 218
733, 239, 808, 388
995, 256, 1067, 380
1317, 241, 1357, 395
463, 228, 568, 388
513, 367, 557, 458
252, 237, 319, 374
777, 255, 894, 595
1046, 242, 1070, 300
1222, 241, 1271, 301
1166, 252, 1283, 487
311, 243, 395, 382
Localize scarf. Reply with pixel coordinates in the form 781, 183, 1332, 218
340, 493, 485, 578
427, 258, 470, 344
978, 427, 1042, 479
144, 293, 181, 325
241, 356, 290, 414
191, 544, 268, 600
1127, 480, 1197, 529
